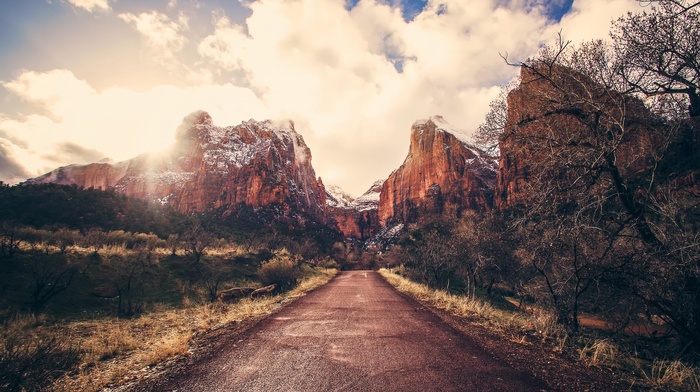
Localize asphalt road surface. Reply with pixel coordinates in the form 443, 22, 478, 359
137, 271, 548, 391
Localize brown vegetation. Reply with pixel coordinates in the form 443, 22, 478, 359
0, 264, 336, 392
379, 269, 700, 391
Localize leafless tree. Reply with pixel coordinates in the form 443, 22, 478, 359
474, 81, 518, 154
183, 223, 214, 263
499, 35, 699, 346
636, 0, 700, 15
104, 253, 148, 317
0, 221, 22, 258
612, 2, 700, 118
199, 257, 233, 302
28, 255, 75, 312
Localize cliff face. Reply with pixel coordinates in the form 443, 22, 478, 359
378, 116, 497, 226
31, 111, 327, 221
326, 180, 382, 239
495, 66, 662, 210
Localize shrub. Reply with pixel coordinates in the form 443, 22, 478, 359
0, 315, 79, 391
317, 256, 339, 269
257, 249, 300, 291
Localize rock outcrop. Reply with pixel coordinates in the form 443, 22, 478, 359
30, 111, 327, 221
326, 180, 382, 239
378, 116, 498, 226
495, 66, 662, 210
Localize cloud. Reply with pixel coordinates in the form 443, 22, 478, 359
42, 142, 106, 164
3, 0, 645, 195
118, 11, 189, 65
195, 0, 561, 194
0, 139, 32, 184
66, 0, 112, 12
0, 69, 268, 182
559, 0, 640, 43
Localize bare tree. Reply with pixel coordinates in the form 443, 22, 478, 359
474, 81, 518, 154
199, 257, 233, 302
28, 255, 75, 312
499, 36, 699, 347
637, 0, 700, 14
612, 2, 700, 118
104, 253, 148, 317
0, 221, 22, 258
183, 223, 213, 263
401, 216, 463, 289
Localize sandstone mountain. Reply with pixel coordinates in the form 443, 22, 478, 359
377, 116, 498, 226
495, 66, 667, 210
30, 111, 327, 221
326, 180, 382, 239
30, 112, 503, 240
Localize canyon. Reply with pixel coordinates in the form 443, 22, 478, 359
31, 111, 498, 240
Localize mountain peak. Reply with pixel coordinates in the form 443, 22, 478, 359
412, 115, 473, 146
31, 113, 327, 220
380, 118, 497, 225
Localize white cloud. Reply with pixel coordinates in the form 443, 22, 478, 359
4, 0, 646, 195
0, 69, 268, 180
195, 0, 560, 194
118, 11, 189, 65
66, 0, 112, 12
559, 0, 640, 43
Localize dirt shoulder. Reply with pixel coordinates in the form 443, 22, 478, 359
380, 271, 631, 391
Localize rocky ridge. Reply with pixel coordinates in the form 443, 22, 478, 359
30, 111, 327, 221
326, 180, 383, 239
30, 112, 503, 242
377, 116, 498, 226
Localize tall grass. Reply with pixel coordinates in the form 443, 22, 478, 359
378, 268, 567, 342
642, 360, 700, 391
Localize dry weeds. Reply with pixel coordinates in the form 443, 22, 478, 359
8, 268, 337, 392
579, 339, 618, 367
378, 268, 566, 342
642, 359, 700, 391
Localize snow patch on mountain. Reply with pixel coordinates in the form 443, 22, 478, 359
413, 115, 475, 147
194, 118, 307, 173
326, 185, 355, 208
326, 180, 383, 211
352, 179, 383, 211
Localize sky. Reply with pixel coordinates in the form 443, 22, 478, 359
0, 0, 644, 196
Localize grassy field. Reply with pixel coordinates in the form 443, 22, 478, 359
0, 241, 337, 392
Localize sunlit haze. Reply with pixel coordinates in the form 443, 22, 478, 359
0, 0, 643, 196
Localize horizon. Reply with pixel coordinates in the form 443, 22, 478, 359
0, 0, 643, 196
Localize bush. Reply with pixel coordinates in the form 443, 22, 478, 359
257, 249, 300, 291
316, 256, 339, 269
0, 315, 79, 391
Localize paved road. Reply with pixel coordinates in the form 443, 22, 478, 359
138, 271, 548, 391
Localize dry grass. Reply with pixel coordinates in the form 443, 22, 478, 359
579, 339, 618, 367
379, 268, 700, 391
8, 267, 338, 392
642, 359, 700, 391
378, 268, 564, 340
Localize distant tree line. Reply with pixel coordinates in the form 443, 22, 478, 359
0, 182, 189, 236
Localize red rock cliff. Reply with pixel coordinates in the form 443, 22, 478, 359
326, 180, 382, 239
378, 116, 497, 226
30, 111, 327, 221
495, 66, 662, 210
